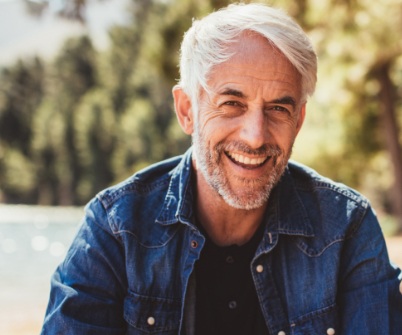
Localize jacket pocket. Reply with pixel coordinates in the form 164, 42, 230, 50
124, 291, 181, 334
290, 304, 339, 335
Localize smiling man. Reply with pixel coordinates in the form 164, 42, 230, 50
42, 3, 402, 335
174, 32, 305, 247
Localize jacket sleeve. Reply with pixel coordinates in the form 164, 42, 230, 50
41, 197, 128, 334
338, 206, 402, 334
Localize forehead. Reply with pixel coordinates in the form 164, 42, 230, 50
206, 32, 301, 98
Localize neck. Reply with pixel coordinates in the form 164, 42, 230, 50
194, 166, 267, 247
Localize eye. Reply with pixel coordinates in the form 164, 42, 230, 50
223, 101, 243, 107
266, 105, 292, 117
270, 106, 288, 112
220, 100, 245, 118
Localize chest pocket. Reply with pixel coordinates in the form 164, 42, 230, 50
124, 291, 181, 334
290, 304, 339, 335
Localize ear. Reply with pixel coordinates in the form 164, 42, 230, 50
295, 103, 306, 135
172, 85, 194, 135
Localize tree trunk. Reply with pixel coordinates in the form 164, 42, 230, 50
376, 62, 402, 232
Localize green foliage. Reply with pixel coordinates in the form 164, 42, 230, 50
73, 89, 116, 202
0, 58, 44, 154
0, 147, 36, 202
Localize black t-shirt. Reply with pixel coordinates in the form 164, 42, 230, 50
195, 223, 270, 335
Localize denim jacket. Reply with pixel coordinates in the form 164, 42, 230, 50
42, 148, 402, 334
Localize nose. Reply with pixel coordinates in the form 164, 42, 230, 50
239, 109, 268, 149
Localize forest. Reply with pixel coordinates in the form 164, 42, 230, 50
0, 0, 401, 232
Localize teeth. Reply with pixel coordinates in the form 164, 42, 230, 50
227, 152, 267, 165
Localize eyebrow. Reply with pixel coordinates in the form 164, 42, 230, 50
219, 88, 248, 99
219, 89, 297, 108
270, 96, 297, 109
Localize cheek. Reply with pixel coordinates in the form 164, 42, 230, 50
198, 110, 225, 132
268, 123, 299, 148
197, 110, 236, 142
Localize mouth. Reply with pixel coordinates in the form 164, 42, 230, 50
225, 151, 270, 169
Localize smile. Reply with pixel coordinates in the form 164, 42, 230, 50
225, 151, 269, 168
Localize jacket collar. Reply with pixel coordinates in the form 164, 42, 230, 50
156, 148, 195, 227
265, 167, 314, 237
156, 149, 314, 238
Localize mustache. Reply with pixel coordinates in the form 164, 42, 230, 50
215, 141, 283, 156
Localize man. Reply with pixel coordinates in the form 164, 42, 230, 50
42, 3, 402, 334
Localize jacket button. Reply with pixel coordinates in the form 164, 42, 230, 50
278, 331, 286, 335
327, 328, 335, 335
256, 265, 264, 273
191, 240, 198, 248
147, 316, 155, 326
228, 300, 237, 309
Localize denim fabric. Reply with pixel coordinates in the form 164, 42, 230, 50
42, 148, 402, 334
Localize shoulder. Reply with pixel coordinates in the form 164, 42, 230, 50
83, 153, 189, 237
287, 160, 369, 206
286, 160, 373, 239
97, 155, 184, 209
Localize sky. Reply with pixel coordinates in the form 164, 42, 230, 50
0, 0, 131, 66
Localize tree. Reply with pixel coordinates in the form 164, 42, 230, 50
73, 89, 116, 203
30, 35, 98, 205
0, 57, 45, 203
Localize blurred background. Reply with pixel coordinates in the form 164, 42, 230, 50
0, 0, 401, 333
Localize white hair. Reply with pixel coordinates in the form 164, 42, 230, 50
178, 3, 317, 107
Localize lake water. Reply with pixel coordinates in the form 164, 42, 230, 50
0, 205, 84, 335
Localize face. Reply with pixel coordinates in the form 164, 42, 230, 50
181, 33, 305, 210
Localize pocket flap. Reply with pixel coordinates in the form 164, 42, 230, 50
124, 291, 181, 333
291, 304, 339, 334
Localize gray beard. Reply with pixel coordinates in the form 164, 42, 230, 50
192, 127, 290, 210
